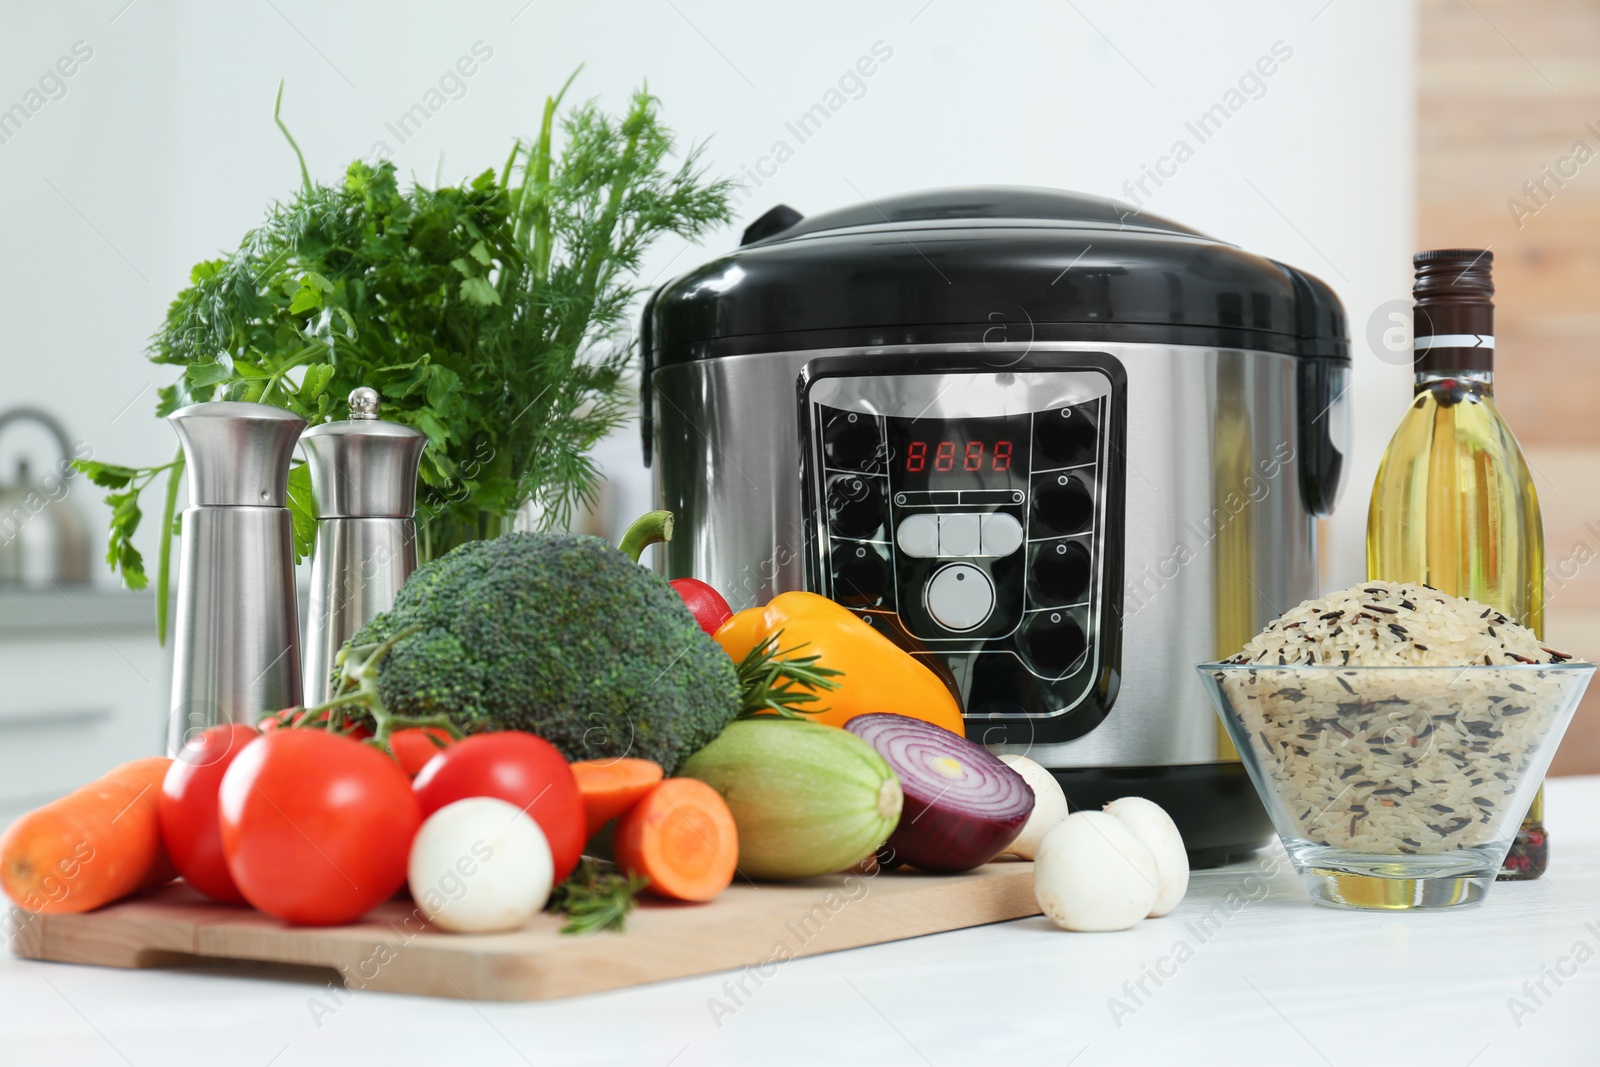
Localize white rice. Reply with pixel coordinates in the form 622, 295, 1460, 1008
1216, 581, 1575, 854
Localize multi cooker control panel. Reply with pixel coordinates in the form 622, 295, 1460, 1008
799, 354, 1126, 745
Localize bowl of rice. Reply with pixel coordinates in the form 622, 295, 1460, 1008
1196, 580, 1594, 911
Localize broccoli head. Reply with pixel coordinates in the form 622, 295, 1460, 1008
340, 532, 740, 773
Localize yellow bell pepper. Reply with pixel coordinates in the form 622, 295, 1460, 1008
713, 591, 966, 737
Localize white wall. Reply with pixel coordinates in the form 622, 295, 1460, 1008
0, 0, 1413, 594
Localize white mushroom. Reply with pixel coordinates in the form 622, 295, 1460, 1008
1103, 796, 1190, 918
408, 797, 553, 933
1033, 811, 1159, 932
998, 754, 1070, 860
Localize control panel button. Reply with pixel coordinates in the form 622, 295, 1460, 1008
895, 514, 939, 557
1023, 611, 1088, 676
979, 513, 1024, 557
938, 513, 980, 557
828, 474, 884, 539
831, 544, 889, 606
1031, 540, 1092, 605
924, 563, 995, 632
824, 412, 881, 471
1034, 406, 1097, 468
1032, 473, 1093, 535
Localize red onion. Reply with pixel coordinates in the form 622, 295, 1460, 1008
844, 713, 1034, 873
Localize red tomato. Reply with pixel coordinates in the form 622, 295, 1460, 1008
159, 723, 260, 904
670, 577, 735, 636
218, 730, 420, 926
388, 727, 455, 778
256, 709, 294, 733
412, 732, 584, 883
258, 708, 371, 739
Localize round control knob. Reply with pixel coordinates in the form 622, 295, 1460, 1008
1023, 612, 1088, 677
824, 413, 881, 472
828, 474, 884, 539
1034, 408, 1097, 468
1031, 540, 1091, 605
924, 563, 995, 632
1032, 473, 1093, 535
831, 544, 888, 606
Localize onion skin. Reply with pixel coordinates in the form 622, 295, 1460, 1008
845, 714, 1033, 874
884, 793, 1029, 874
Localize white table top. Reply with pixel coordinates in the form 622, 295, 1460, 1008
7, 777, 1600, 1067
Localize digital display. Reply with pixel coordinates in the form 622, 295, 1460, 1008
886, 414, 1030, 491
904, 439, 1013, 473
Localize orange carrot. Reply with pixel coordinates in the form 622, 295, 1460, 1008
0, 756, 174, 915
571, 758, 665, 838
613, 778, 738, 903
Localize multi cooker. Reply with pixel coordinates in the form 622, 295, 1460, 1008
641, 187, 1350, 864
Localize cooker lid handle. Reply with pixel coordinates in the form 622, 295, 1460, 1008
741, 204, 804, 246
640, 285, 662, 468
1297, 356, 1350, 518
1281, 263, 1351, 517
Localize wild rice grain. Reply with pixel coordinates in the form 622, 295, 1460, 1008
1220, 580, 1573, 854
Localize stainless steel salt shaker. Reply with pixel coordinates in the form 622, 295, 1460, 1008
300, 388, 427, 705
167, 401, 307, 754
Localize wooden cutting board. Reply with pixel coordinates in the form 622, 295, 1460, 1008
10, 862, 1038, 1001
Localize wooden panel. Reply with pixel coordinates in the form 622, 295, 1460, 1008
1528, 446, 1600, 610
1546, 608, 1600, 776
1491, 344, 1600, 446
1420, 0, 1600, 71
1418, 197, 1600, 257
1420, 97, 1600, 142
9, 865, 1040, 1002
1419, 148, 1600, 199
1419, 0, 1600, 774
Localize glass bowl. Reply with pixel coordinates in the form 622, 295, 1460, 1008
1196, 661, 1595, 911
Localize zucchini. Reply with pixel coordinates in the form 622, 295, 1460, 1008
680, 719, 902, 880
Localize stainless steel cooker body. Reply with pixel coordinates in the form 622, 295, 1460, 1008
652, 340, 1317, 770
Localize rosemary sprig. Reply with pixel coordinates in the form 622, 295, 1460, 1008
549, 859, 649, 935
735, 629, 845, 719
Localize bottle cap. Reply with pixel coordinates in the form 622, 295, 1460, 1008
1413, 249, 1494, 374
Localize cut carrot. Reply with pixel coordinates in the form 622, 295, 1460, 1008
571, 757, 665, 838
613, 778, 738, 903
0, 756, 175, 915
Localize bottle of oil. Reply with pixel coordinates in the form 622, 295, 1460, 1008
1366, 248, 1547, 880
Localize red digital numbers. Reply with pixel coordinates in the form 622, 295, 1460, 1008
905, 440, 927, 472
904, 438, 1016, 474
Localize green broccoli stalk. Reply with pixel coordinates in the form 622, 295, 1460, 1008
618, 510, 674, 563
319, 626, 469, 747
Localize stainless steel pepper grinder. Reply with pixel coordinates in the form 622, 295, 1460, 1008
300, 387, 427, 705
167, 401, 307, 754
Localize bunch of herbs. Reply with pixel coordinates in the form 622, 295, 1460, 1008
79, 77, 732, 639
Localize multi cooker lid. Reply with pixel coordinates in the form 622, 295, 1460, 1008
647, 186, 1349, 363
